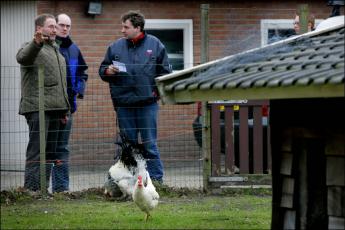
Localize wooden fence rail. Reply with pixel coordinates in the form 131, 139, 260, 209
210, 100, 271, 176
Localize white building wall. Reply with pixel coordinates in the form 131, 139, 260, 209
1, 1, 36, 171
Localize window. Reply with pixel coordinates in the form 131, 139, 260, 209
145, 19, 193, 71
261, 19, 323, 46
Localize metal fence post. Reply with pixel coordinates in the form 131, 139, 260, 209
38, 65, 47, 195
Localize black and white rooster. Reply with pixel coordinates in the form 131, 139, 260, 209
104, 133, 148, 200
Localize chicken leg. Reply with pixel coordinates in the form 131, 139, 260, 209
145, 213, 150, 222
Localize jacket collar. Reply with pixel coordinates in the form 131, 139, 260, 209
127, 32, 146, 47
56, 35, 73, 48
43, 39, 59, 49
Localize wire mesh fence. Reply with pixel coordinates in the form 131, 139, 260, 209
1, 4, 319, 193
1, 64, 203, 193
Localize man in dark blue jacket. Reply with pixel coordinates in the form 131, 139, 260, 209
99, 11, 171, 183
54, 13, 88, 192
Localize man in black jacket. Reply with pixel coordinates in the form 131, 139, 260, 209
99, 11, 171, 183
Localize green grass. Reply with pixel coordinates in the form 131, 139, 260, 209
1, 189, 271, 229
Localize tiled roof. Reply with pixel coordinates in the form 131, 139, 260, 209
156, 22, 344, 104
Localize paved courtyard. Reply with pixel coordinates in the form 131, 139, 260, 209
1, 162, 203, 192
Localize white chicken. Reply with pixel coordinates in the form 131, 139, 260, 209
104, 163, 128, 198
105, 161, 135, 199
104, 133, 148, 200
132, 171, 159, 221
107, 157, 148, 199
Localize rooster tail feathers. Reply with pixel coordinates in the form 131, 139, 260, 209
114, 131, 150, 169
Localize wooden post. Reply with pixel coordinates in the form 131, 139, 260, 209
211, 104, 221, 176
201, 4, 209, 64
253, 106, 263, 173
38, 65, 47, 195
202, 104, 211, 191
224, 106, 234, 175
239, 107, 249, 173
201, 3, 210, 191
298, 4, 309, 34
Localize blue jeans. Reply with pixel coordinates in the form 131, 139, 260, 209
116, 102, 163, 181
52, 114, 72, 192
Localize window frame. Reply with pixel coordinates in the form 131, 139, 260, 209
145, 19, 194, 69
260, 19, 323, 46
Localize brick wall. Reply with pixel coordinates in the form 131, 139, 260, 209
36, 0, 338, 162
37, 0, 339, 66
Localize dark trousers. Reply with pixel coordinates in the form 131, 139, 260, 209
52, 114, 72, 192
24, 111, 63, 191
116, 102, 163, 182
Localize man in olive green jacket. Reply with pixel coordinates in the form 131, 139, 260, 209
16, 14, 70, 192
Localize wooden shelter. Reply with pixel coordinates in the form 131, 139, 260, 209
156, 17, 345, 229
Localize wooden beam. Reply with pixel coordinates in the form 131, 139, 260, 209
169, 84, 345, 104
